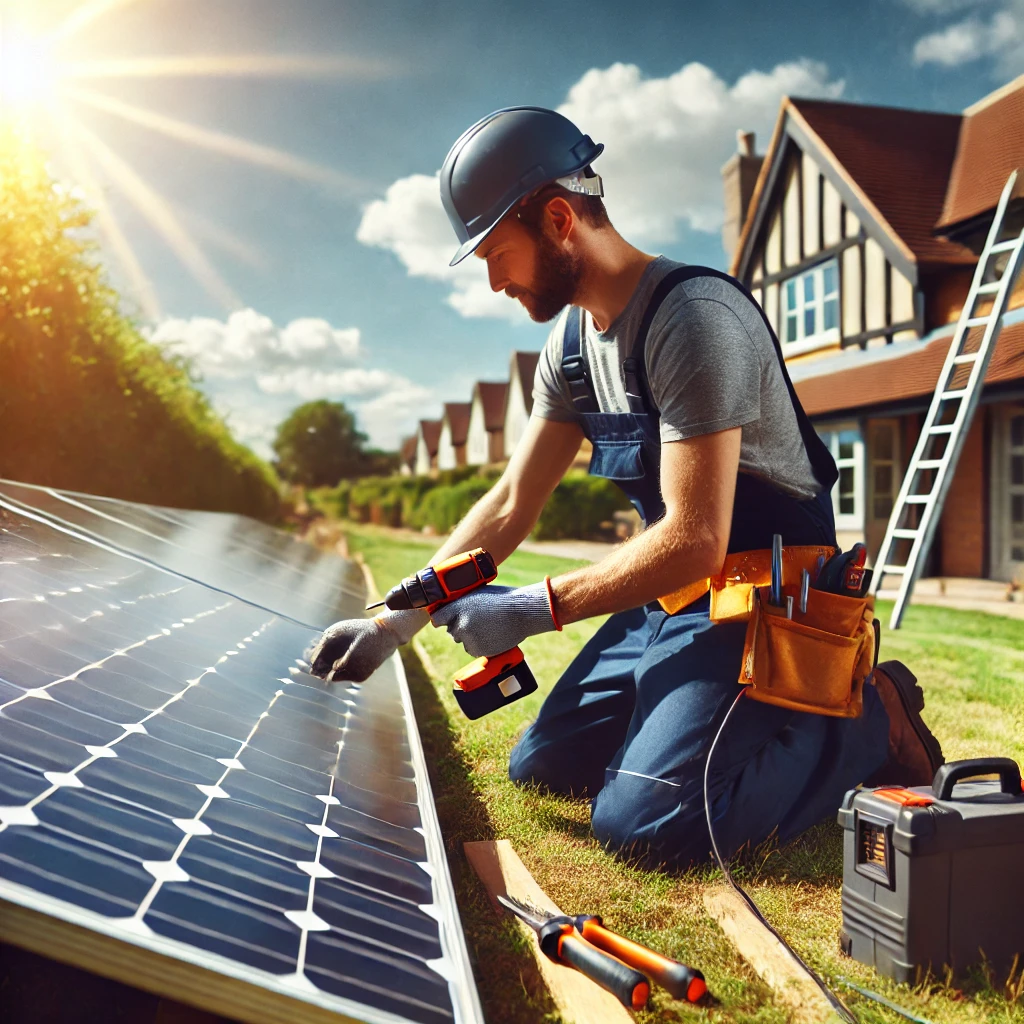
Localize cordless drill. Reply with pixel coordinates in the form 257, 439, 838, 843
367, 548, 538, 720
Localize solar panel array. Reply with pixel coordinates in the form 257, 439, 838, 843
0, 482, 482, 1024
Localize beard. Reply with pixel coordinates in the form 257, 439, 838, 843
508, 232, 583, 323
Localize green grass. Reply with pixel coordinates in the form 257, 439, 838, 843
344, 523, 1024, 1024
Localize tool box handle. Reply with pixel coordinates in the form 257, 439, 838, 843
933, 758, 1023, 800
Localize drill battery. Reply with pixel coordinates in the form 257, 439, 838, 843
839, 758, 1024, 983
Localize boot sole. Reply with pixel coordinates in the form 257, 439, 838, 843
875, 660, 944, 776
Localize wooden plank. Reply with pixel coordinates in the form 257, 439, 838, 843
464, 840, 635, 1024
703, 887, 840, 1024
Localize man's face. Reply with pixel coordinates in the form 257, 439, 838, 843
476, 209, 582, 323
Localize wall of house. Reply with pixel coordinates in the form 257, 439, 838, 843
504, 370, 530, 457
938, 412, 987, 578
437, 422, 466, 471
414, 436, 434, 476
466, 401, 489, 466
488, 428, 505, 464
746, 146, 919, 367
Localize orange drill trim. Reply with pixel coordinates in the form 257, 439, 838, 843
452, 647, 525, 693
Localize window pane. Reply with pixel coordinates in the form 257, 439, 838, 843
823, 297, 838, 331
805, 308, 816, 336
1013, 455, 1023, 486
823, 263, 837, 295
786, 279, 797, 308
1013, 494, 1024, 523
839, 440, 854, 460
786, 315, 798, 343
804, 274, 815, 302
1010, 415, 1024, 447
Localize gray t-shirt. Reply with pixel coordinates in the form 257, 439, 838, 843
533, 256, 819, 499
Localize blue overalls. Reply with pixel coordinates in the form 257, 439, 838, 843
508, 267, 890, 868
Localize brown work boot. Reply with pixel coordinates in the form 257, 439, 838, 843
863, 661, 944, 788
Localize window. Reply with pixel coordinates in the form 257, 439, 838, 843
868, 420, 900, 522
783, 258, 840, 354
819, 423, 864, 530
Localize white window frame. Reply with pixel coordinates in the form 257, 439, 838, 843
819, 421, 865, 531
991, 404, 1024, 581
782, 258, 840, 356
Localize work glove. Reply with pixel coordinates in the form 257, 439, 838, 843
308, 609, 428, 682
430, 583, 557, 658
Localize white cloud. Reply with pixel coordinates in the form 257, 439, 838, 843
150, 309, 437, 453
911, 1, 1023, 74
356, 58, 843, 318
899, 0, 994, 13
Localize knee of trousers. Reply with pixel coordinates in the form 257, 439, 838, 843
590, 770, 711, 868
508, 728, 578, 795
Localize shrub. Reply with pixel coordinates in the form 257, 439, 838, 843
408, 477, 494, 534
532, 472, 633, 540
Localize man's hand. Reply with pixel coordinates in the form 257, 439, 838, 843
430, 583, 556, 658
308, 609, 427, 682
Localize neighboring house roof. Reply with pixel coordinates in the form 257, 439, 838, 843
442, 402, 472, 446
399, 435, 417, 466
511, 351, 540, 412
473, 381, 509, 432
418, 419, 442, 455
791, 98, 972, 266
794, 317, 1024, 418
937, 73, 1024, 232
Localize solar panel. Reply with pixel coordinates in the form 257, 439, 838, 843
0, 486, 482, 1024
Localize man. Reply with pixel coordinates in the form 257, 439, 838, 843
310, 107, 943, 867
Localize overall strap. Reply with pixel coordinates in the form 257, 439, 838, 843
560, 306, 598, 414
626, 265, 839, 491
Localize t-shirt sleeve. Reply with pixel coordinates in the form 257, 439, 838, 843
645, 293, 762, 443
531, 309, 577, 423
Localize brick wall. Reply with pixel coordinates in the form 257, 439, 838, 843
939, 411, 987, 577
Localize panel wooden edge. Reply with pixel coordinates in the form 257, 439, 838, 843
463, 839, 635, 1024
702, 887, 841, 1024
0, 896, 381, 1024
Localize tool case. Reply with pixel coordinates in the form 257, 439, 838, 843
839, 758, 1024, 982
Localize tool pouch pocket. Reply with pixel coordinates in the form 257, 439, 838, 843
738, 586, 876, 718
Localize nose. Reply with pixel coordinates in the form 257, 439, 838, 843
486, 259, 507, 294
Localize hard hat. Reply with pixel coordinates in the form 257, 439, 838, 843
440, 106, 604, 266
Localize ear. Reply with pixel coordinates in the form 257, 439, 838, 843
544, 196, 575, 243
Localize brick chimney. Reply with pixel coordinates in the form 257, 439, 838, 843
721, 130, 763, 266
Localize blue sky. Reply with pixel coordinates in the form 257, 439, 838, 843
10, 0, 1022, 454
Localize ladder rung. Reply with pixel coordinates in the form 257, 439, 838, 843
928, 425, 954, 434
976, 281, 1002, 295
892, 529, 919, 539
952, 353, 979, 364
914, 459, 944, 470
904, 495, 931, 504
964, 316, 990, 328
882, 565, 908, 574
942, 389, 969, 400
989, 238, 1021, 254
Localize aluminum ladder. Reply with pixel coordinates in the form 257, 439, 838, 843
870, 170, 1024, 629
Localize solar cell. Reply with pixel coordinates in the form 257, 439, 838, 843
0, 492, 482, 1024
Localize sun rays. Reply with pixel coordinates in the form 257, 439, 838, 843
0, 1, 375, 317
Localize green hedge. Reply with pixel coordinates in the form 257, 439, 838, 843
320, 467, 631, 540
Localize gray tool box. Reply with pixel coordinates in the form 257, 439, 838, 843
839, 758, 1024, 982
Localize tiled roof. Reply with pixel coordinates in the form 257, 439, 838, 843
418, 419, 442, 455
443, 402, 472, 446
512, 351, 541, 412
795, 319, 1024, 417
399, 435, 417, 464
937, 74, 1024, 231
789, 98, 974, 267
473, 381, 509, 431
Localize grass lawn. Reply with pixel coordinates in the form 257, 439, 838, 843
343, 523, 1024, 1024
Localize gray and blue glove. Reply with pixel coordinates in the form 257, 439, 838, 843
430, 583, 557, 658
308, 608, 428, 682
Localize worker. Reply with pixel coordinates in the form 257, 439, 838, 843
310, 107, 943, 867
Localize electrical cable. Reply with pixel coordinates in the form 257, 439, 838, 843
837, 978, 937, 1024
703, 689, 858, 1024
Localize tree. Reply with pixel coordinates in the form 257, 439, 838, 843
272, 400, 370, 486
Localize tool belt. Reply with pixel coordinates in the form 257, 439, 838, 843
658, 546, 877, 719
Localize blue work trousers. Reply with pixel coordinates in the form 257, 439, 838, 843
509, 597, 889, 868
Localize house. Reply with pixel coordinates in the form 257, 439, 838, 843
503, 350, 540, 457
466, 381, 509, 466
726, 75, 1024, 582
398, 435, 417, 476
437, 402, 472, 470
414, 419, 442, 476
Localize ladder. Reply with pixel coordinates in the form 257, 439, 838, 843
871, 170, 1024, 629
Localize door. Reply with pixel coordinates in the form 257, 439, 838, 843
992, 405, 1024, 582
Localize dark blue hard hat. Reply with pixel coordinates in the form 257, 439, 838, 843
440, 106, 604, 266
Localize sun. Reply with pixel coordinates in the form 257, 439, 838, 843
0, 30, 62, 110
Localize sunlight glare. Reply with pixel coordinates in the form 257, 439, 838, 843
1, 31, 61, 110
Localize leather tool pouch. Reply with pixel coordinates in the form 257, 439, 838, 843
737, 585, 876, 718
